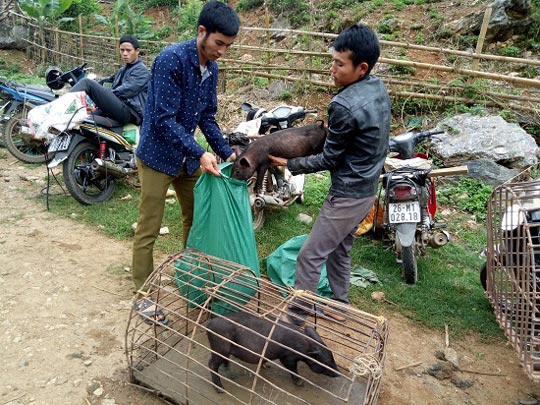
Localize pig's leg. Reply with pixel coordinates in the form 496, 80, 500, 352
209, 353, 227, 393
279, 357, 303, 386
254, 163, 270, 194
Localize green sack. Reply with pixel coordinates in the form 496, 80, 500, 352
264, 234, 332, 297
175, 162, 260, 314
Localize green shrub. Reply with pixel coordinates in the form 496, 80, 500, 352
389, 57, 415, 75
237, 0, 264, 11
438, 178, 492, 221
138, 0, 178, 9
266, 0, 309, 27
499, 46, 522, 57
177, 0, 204, 41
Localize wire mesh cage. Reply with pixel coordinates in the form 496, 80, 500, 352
486, 179, 540, 380
125, 249, 389, 405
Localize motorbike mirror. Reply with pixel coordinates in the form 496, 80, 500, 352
45, 66, 65, 91
241, 102, 255, 112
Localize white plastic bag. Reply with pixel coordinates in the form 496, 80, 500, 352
28, 91, 90, 141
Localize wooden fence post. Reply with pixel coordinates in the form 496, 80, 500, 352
471, 7, 492, 74
79, 14, 84, 61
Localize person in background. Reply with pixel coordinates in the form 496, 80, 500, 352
131, 1, 240, 296
70, 34, 149, 125
270, 23, 391, 324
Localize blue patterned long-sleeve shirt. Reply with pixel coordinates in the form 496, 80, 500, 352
136, 39, 233, 176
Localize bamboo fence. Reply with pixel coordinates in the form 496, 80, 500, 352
2, 3, 540, 123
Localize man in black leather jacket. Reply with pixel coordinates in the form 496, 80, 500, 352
70, 34, 149, 125
270, 24, 390, 324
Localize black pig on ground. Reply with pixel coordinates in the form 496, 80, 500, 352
206, 311, 338, 393
231, 120, 327, 193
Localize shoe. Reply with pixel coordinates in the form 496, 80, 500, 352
316, 307, 347, 323
136, 299, 169, 326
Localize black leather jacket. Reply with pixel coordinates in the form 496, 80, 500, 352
105, 59, 150, 124
288, 75, 390, 198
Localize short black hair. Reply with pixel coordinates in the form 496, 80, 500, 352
333, 24, 380, 75
119, 34, 140, 49
198, 0, 240, 37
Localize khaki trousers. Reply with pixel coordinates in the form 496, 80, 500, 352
132, 157, 201, 291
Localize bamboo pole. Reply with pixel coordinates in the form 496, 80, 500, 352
236, 25, 540, 68
224, 66, 540, 110
225, 44, 540, 81
379, 57, 540, 88
471, 7, 492, 74
78, 14, 84, 61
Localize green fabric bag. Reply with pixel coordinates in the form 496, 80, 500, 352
175, 162, 260, 314
264, 234, 332, 297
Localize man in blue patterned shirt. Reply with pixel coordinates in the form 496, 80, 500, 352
132, 1, 240, 292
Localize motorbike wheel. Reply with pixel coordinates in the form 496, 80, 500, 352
4, 111, 50, 163
402, 245, 418, 284
252, 206, 265, 230
63, 141, 116, 205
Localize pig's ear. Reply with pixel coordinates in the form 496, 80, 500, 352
316, 119, 325, 127
305, 326, 324, 344
239, 157, 251, 168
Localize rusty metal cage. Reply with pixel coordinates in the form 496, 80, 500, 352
125, 249, 389, 404
486, 179, 540, 380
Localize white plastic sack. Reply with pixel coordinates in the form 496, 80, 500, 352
28, 91, 90, 141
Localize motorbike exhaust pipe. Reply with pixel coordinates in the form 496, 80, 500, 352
428, 230, 450, 248
91, 158, 133, 178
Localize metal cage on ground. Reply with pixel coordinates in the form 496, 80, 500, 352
486, 179, 540, 380
125, 248, 389, 405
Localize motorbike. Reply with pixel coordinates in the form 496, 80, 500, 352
380, 129, 450, 283
44, 115, 139, 205
1, 64, 88, 163
226, 102, 317, 229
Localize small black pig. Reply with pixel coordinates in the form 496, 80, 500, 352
231, 120, 327, 193
206, 311, 338, 393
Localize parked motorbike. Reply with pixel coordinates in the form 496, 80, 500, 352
226, 102, 317, 229
1, 64, 88, 163
381, 129, 450, 283
45, 116, 138, 205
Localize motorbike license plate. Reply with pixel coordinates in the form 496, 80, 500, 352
48, 134, 71, 153
389, 201, 421, 223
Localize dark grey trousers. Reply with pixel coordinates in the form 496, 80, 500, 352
71, 78, 132, 125
294, 194, 375, 304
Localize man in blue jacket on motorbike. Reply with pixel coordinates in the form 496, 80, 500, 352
70, 34, 149, 125
270, 24, 391, 324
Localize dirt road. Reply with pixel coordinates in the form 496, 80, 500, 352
1, 153, 539, 405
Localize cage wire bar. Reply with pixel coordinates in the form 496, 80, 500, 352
125, 249, 388, 405
486, 179, 540, 380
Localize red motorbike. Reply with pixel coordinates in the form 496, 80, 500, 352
380, 129, 450, 283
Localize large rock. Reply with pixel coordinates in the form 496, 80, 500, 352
445, 0, 532, 42
464, 159, 520, 186
0, 24, 30, 50
431, 113, 539, 172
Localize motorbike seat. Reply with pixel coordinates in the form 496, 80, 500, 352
16, 86, 56, 101
83, 115, 124, 135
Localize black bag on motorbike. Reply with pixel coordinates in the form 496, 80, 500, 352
174, 162, 260, 315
